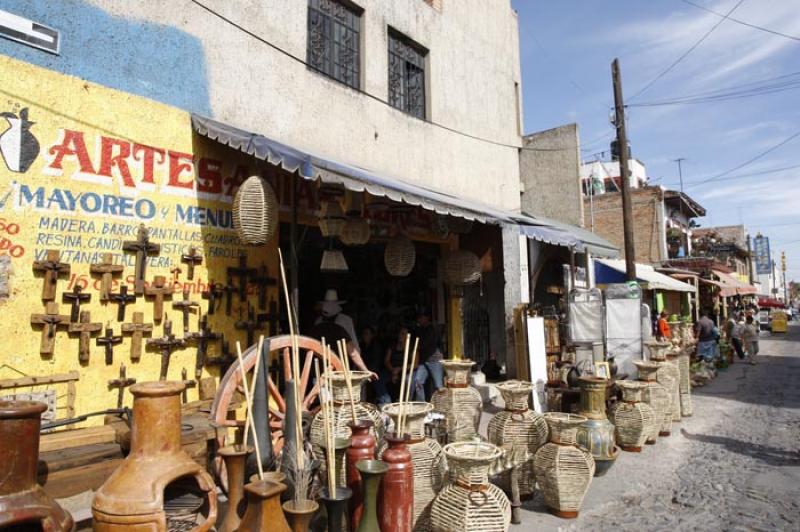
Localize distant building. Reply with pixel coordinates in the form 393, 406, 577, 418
691, 225, 752, 283
581, 158, 648, 193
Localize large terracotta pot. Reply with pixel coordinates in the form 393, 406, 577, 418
431, 359, 482, 442
346, 420, 376, 530
217, 445, 251, 532
0, 401, 74, 531
92, 381, 218, 531
379, 433, 413, 532
575, 377, 619, 476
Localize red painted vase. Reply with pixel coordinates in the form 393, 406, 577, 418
378, 433, 413, 532
347, 420, 376, 530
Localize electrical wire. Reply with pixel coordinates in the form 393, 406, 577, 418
628, 74, 800, 107
661, 162, 800, 187
679, 0, 800, 42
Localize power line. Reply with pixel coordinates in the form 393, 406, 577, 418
662, 162, 800, 186
629, 74, 800, 107
629, 0, 745, 101
680, 0, 800, 42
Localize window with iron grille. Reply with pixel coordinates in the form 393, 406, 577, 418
388, 30, 427, 119
307, 0, 361, 89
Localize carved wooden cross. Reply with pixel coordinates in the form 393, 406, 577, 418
202, 281, 225, 316
68, 310, 102, 363
181, 368, 196, 403
262, 299, 280, 336
181, 247, 203, 280
145, 275, 174, 323
90, 253, 123, 301
32, 250, 71, 301
235, 304, 266, 347
108, 364, 136, 409
188, 313, 221, 379
123, 223, 161, 295
109, 285, 137, 322
147, 319, 185, 380
170, 266, 182, 284
30, 302, 70, 355
222, 282, 236, 316
227, 252, 256, 302
97, 326, 122, 365
121, 311, 153, 362
62, 284, 91, 323
172, 288, 199, 333
250, 265, 277, 310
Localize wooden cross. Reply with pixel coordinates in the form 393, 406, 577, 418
250, 265, 277, 310
147, 319, 185, 380
96, 326, 122, 365
201, 281, 225, 316
145, 275, 174, 323
227, 252, 256, 302
62, 284, 91, 323
181, 247, 203, 280
30, 302, 70, 355
123, 223, 161, 295
90, 253, 123, 301
68, 310, 102, 363
109, 285, 137, 322
121, 311, 153, 362
172, 288, 199, 333
235, 304, 266, 347
222, 282, 236, 316
262, 298, 280, 335
204, 334, 233, 374
32, 250, 71, 301
170, 266, 182, 284
181, 368, 196, 403
108, 364, 136, 409
188, 313, 221, 379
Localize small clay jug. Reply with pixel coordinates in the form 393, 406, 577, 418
237, 479, 290, 531
346, 420, 376, 530
282, 498, 319, 532
319, 486, 353, 532
355, 460, 388, 532
218, 444, 252, 532
379, 433, 413, 532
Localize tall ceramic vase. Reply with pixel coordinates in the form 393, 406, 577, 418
237, 479, 291, 532
217, 444, 252, 532
430, 441, 511, 532
611, 381, 656, 452
347, 420, 376, 530
431, 359, 482, 442
488, 380, 548, 496
0, 400, 74, 531
320, 486, 353, 532
355, 460, 388, 532
575, 377, 619, 476
534, 413, 595, 519
379, 433, 414, 532
381, 402, 445, 530
633, 360, 672, 441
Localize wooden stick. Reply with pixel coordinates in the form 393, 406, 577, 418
396, 333, 411, 436
236, 341, 263, 480
241, 335, 264, 449
400, 337, 420, 437
278, 248, 304, 472
320, 346, 337, 497
338, 339, 358, 425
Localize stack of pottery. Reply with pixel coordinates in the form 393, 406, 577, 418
632, 360, 672, 441
432, 359, 482, 442
488, 380, 549, 496
430, 441, 511, 532
677, 320, 694, 417
533, 413, 595, 519
381, 402, 445, 530
575, 376, 619, 476
610, 381, 656, 452
653, 348, 682, 424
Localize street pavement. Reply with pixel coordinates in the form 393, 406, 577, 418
516, 323, 800, 531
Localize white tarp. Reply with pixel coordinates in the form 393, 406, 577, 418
606, 297, 643, 377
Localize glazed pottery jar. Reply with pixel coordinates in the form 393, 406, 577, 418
575, 377, 619, 476
217, 444, 252, 532
533, 413, 595, 519
611, 381, 656, 452
431, 359, 482, 442
237, 479, 290, 532
0, 401, 74, 531
355, 460, 388, 532
347, 420, 376, 530
381, 402, 445, 530
379, 433, 414, 532
92, 381, 217, 531
487, 380, 548, 496
633, 360, 672, 440
430, 441, 511, 532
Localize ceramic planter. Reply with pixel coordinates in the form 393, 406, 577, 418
347, 420, 376, 530
217, 444, 252, 532
320, 486, 352, 532
379, 433, 413, 532
575, 377, 619, 476
238, 479, 290, 531
282, 499, 318, 532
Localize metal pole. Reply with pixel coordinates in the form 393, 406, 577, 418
612, 58, 637, 281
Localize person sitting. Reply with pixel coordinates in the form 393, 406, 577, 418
657, 309, 672, 340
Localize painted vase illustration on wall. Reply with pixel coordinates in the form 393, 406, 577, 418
633, 360, 672, 441
533, 413, 595, 519
611, 381, 656, 452
432, 359, 482, 442
0, 107, 39, 173
575, 376, 619, 476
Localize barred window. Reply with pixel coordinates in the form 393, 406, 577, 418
307, 0, 362, 89
388, 30, 427, 119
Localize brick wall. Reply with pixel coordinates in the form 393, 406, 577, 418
584, 187, 666, 265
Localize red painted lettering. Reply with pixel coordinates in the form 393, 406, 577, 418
132, 143, 166, 184
47, 129, 96, 174
167, 151, 194, 189
197, 157, 223, 194
98, 136, 134, 187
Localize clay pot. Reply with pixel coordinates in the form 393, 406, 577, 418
379, 433, 413, 532
92, 381, 218, 531
282, 499, 318, 532
218, 445, 252, 532
319, 486, 352, 532
0, 401, 74, 531
237, 479, 290, 531
346, 420, 376, 530
355, 460, 388, 532
575, 377, 619, 476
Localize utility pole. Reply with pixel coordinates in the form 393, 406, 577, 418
612, 58, 636, 281
673, 157, 686, 255
781, 251, 787, 302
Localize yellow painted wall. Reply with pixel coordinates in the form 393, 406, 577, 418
0, 56, 279, 422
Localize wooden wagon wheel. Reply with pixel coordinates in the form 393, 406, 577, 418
210, 335, 343, 487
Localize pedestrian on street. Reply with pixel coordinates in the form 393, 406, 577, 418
695, 310, 717, 363
726, 312, 746, 361
742, 315, 759, 365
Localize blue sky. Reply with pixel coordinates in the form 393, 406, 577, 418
513, 0, 800, 282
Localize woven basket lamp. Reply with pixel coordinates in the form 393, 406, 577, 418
632, 360, 672, 441
384, 236, 416, 277
232, 175, 279, 245
380, 402, 446, 531
340, 215, 370, 246
431, 360, 482, 443
319, 201, 346, 237
611, 380, 656, 452
430, 441, 511, 532
650, 349, 681, 424
533, 413, 595, 519
442, 250, 482, 286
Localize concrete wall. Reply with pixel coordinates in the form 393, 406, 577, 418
0, 0, 523, 212
520, 123, 584, 226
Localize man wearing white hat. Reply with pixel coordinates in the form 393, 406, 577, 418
312, 289, 374, 378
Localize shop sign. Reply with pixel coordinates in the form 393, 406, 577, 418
753, 235, 771, 275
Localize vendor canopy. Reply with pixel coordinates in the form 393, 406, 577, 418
596, 259, 695, 292
711, 270, 758, 298
517, 215, 619, 258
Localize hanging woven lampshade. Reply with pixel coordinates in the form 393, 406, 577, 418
340, 214, 371, 246
232, 175, 279, 245
443, 250, 482, 285
321, 249, 349, 273
447, 216, 473, 234
384, 236, 415, 277
319, 201, 346, 237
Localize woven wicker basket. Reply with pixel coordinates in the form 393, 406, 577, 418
533, 413, 595, 519
442, 250, 482, 286
633, 360, 672, 441
384, 236, 416, 277
653, 351, 682, 423
232, 176, 279, 245
677, 350, 693, 416
430, 441, 510, 532
320, 249, 348, 273
432, 360, 482, 443
611, 381, 656, 452
488, 380, 548, 497
318, 201, 346, 237
340, 216, 370, 246
380, 402, 445, 531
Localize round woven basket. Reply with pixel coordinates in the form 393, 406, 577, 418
384, 236, 416, 277
319, 201, 346, 237
232, 176, 279, 245
340, 216, 370, 246
633, 360, 672, 441
611, 381, 656, 452
432, 360, 482, 442
442, 250, 482, 286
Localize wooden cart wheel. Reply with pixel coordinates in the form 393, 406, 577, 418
209, 335, 343, 488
